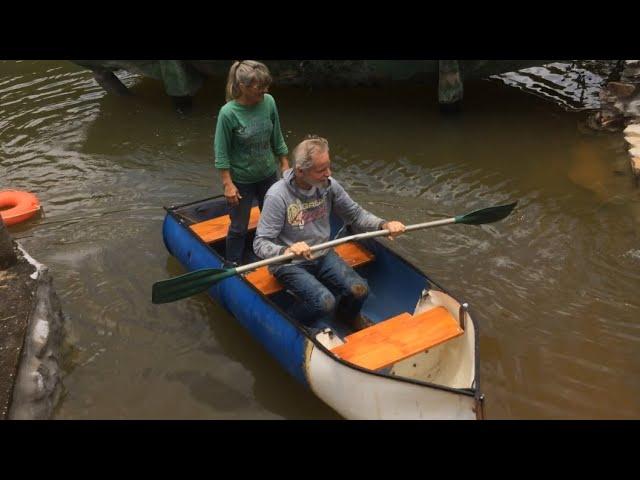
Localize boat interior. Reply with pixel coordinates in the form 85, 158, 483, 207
171, 197, 470, 379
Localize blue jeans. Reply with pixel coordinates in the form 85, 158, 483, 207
226, 172, 278, 265
271, 250, 369, 327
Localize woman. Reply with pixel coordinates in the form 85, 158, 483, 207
214, 60, 289, 266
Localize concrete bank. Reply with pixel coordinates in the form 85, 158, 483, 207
0, 233, 65, 420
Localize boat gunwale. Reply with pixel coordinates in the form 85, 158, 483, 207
163, 196, 481, 400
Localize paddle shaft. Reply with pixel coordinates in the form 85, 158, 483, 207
234, 217, 456, 275
152, 201, 516, 304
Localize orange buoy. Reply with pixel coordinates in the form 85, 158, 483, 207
0, 190, 41, 226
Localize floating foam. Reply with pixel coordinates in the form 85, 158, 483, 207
624, 249, 640, 260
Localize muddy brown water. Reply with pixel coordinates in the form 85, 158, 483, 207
1, 60, 639, 419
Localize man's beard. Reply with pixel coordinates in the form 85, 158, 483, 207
307, 178, 328, 188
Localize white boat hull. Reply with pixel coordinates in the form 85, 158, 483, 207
304, 289, 480, 420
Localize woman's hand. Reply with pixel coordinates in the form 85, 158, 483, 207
224, 182, 242, 207
285, 242, 312, 260
382, 221, 406, 240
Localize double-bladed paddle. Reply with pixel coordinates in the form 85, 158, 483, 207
152, 202, 517, 304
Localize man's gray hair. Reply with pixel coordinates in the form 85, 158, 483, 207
292, 135, 329, 171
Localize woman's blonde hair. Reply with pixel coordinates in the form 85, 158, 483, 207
225, 60, 272, 102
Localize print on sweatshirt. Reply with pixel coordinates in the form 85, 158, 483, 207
287, 197, 328, 228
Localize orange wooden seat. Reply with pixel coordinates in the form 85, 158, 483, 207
190, 206, 261, 244
245, 242, 375, 295
330, 306, 463, 371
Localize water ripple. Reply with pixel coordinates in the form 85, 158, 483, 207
2, 60, 638, 419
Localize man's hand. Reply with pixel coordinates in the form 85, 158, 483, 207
285, 242, 312, 260
382, 221, 406, 240
224, 182, 242, 207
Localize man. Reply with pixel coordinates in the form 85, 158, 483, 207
253, 135, 405, 331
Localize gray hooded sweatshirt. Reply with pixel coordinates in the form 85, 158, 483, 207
253, 169, 385, 265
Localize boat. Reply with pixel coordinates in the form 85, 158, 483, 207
160, 195, 485, 419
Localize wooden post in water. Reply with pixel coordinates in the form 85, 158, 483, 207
438, 60, 463, 112
0, 216, 17, 270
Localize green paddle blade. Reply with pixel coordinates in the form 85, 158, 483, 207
454, 201, 518, 225
152, 267, 237, 304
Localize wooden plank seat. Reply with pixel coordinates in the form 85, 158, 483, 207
330, 306, 464, 371
190, 206, 261, 244
245, 242, 375, 295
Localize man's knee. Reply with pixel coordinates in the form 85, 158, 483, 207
350, 281, 369, 300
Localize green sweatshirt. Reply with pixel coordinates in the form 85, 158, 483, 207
214, 93, 289, 184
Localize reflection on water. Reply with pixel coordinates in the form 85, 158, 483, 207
1, 60, 639, 419
491, 61, 618, 111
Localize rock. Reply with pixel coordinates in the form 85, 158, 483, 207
626, 99, 640, 117
624, 124, 640, 136
587, 112, 624, 131
631, 157, 640, 176
604, 81, 636, 98
622, 63, 640, 81
630, 147, 640, 157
